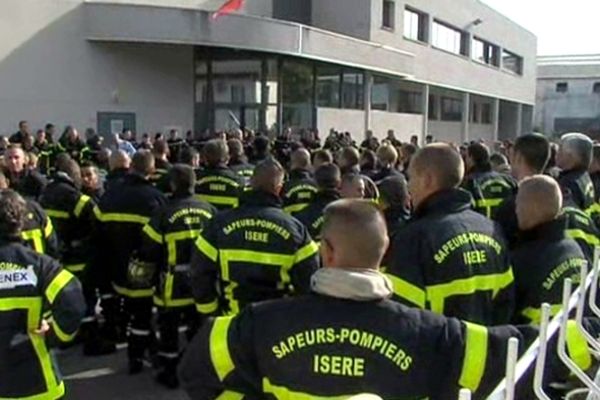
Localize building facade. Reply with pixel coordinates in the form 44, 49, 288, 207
536, 54, 600, 138
0, 0, 536, 143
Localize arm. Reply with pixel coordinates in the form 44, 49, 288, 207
289, 226, 320, 294
191, 220, 220, 316
41, 259, 86, 344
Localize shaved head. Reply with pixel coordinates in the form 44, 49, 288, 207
291, 148, 311, 170
320, 199, 389, 269
516, 175, 562, 230
408, 144, 464, 209
109, 149, 131, 171
251, 159, 285, 195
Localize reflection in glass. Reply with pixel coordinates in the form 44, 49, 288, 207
282, 60, 314, 131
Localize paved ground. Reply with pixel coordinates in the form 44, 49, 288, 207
58, 346, 188, 400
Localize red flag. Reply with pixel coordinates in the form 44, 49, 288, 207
212, 0, 244, 20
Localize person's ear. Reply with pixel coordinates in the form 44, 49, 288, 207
274, 182, 284, 196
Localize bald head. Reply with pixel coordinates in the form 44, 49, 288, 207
376, 144, 398, 167
516, 175, 562, 230
320, 199, 388, 269
291, 148, 311, 171
251, 159, 285, 195
109, 149, 131, 171
202, 139, 229, 167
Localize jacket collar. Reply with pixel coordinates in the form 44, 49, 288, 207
314, 189, 341, 202
560, 167, 588, 179
384, 206, 411, 225
289, 169, 312, 180
518, 217, 567, 244
241, 190, 282, 208
414, 188, 473, 218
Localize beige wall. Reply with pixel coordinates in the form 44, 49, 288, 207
370, 111, 423, 142
317, 108, 365, 138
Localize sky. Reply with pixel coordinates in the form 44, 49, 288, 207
481, 0, 600, 56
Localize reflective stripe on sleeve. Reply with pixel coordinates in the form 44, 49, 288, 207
52, 319, 78, 343
294, 241, 319, 264
73, 195, 92, 218
566, 320, 593, 370
44, 217, 54, 238
197, 194, 239, 208
215, 390, 245, 400
143, 224, 164, 244
196, 234, 218, 262
45, 209, 70, 219
459, 322, 488, 391
45, 270, 75, 304
210, 317, 235, 381
196, 299, 219, 314
566, 229, 600, 246
283, 203, 309, 214
96, 212, 150, 224
385, 273, 426, 308
521, 304, 563, 325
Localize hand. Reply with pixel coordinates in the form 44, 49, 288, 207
33, 319, 50, 336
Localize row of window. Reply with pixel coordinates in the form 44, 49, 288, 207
383, 1, 524, 75
556, 82, 600, 94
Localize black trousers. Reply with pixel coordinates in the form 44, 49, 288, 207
156, 306, 200, 371
126, 296, 154, 362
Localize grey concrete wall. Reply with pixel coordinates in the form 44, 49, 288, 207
470, 123, 494, 143
0, 0, 194, 136
369, 0, 537, 104
317, 108, 365, 138
310, 0, 372, 40
370, 111, 423, 141
428, 121, 462, 143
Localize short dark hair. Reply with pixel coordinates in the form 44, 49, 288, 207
315, 163, 341, 190
58, 159, 82, 189
0, 190, 26, 238
45, 123, 54, 131
153, 139, 169, 156
202, 139, 228, 167
253, 136, 270, 154
467, 142, 491, 170
378, 175, 409, 208
169, 164, 196, 194
313, 149, 333, 165
179, 146, 199, 166
513, 134, 550, 173
132, 150, 155, 176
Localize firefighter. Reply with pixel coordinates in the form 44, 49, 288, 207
81, 161, 104, 203
105, 149, 130, 192
227, 138, 254, 184
140, 164, 217, 388
496, 134, 600, 263
0, 189, 85, 399
39, 159, 111, 355
462, 142, 518, 219
150, 139, 171, 192
512, 175, 586, 324
281, 148, 318, 214
371, 144, 403, 182
179, 199, 596, 400
0, 171, 58, 257
3, 145, 47, 199
295, 163, 342, 240
93, 150, 167, 373
556, 132, 595, 212
377, 175, 411, 270
191, 159, 320, 317
195, 139, 243, 210
386, 144, 514, 325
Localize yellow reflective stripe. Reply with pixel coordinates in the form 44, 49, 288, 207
112, 283, 154, 298
459, 322, 488, 391
567, 229, 600, 246
45, 209, 70, 219
93, 205, 102, 220
197, 194, 239, 208
480, 179, 513, 191
166, 230, 200, 266
263, 377, 353, 399
283, 203, 309, 214
143, 224, 164, 244
426, 269, 514, 314
154, 296, 194, 308
0, 298, 65, 400
97, 212, 150, 224
474, 198, 504, 218
216, 390, 245, 400
210, 317, 235, 381
219, 249, 294, 282
224, 281, 240, 315
566, 320, 593, 370
44, 216, 54, 238
585, 202, 600, 216
196, 234, 218, 262
21, 229, 45, 254
65, 263, 86, 273
521, 304, 563, 325
294, 241, 319, 264
73, 195, 92, 218
52, 319, 78, 342
45, 270, 74, 304
196, 299, 219, 314
385, 273, 426, 308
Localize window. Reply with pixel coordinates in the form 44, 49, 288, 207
472, 37, 499, 66
441, 97, 462, 121
428, 94, 437, 120
593, 82, 600, 94
316, 65, 341, 108
342, 71, 364, 110
230, 84, 246, 103
556, 82, 568, 93
382, 0, 395, 30
471, 102, 480, 123
398, 91, 422, 114
481, 103, 492, 124
502, 50, 523, 75
432, 20, 465, 56
403, 8, 426, 42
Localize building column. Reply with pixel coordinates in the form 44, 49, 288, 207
364, 72, 373, 138
492, 98, 500, 142
516, 103, 523, 137
421, 84, 430, 144
462, 92, 470, 143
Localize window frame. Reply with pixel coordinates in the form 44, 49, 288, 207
432, 19, 466, 56
382, 0, 396, 30
403, 7, 427, 42
556, 82, 568, 93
